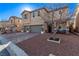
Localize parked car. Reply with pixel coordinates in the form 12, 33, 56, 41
53, 28, 69, 34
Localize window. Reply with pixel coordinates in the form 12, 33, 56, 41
32, 12, 35, 17
24, 14, 27, 19
11, 20, 13, 23
38, 11, 40, 16
59, 10, 63, 15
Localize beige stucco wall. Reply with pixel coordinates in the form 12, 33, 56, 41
61, 8, 68, 20
22, 11, 31, 26
9, 16, 23, 31
22, 11, 30, 18
22, 9, 49, 26
53, 10, 60, 21
52, 8, 68, 22
30, 9, 48, 25
39, 9, 50, 22
9, 17, 23, 27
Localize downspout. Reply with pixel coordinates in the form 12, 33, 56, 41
29, 12, 31, 32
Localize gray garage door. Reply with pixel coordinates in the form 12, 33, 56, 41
31, 25, 42, 32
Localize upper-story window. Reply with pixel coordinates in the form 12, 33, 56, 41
10, 18, 14, 24
18, 20, 21, 23
11, 20, 13, 23
24, 14, 27, 19
38, 11, 40, 16
59, 10, 63, 15
32, 12, 35, 17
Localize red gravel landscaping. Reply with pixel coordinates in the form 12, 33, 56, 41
17, 33, 79, 56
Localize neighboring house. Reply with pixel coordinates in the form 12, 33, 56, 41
9, 16, 23, 32
48, 6, 69, 32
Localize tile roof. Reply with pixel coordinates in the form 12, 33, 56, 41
9, 16, 22, 20
21, 6, 68, 15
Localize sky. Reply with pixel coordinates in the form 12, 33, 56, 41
0, 3, 77, 21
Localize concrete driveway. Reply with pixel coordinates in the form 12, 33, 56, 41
0, 32, 39, 43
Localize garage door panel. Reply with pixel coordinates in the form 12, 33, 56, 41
31, 25, 42, 32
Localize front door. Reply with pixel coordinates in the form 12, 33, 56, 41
47, 24, 52, 33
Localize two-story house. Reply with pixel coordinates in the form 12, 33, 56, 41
21, 8, 49, 32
